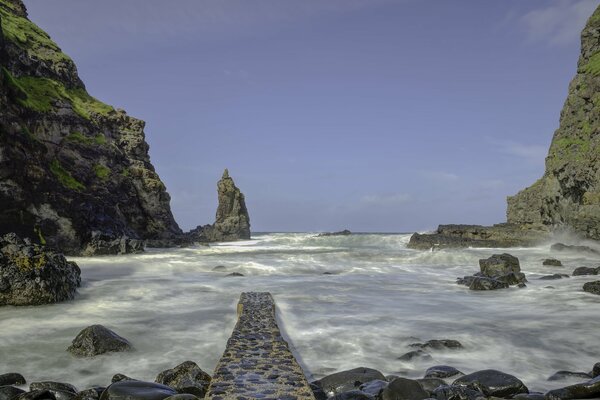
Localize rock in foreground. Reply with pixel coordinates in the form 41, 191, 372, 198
67, 325, 133, 357
0, 233, 81, 306
545, 376, 600, 400
312, 367, 386, 397
453, 369, 528, 398
155, 361, 211, 398
99, 381, 176, 400
583, 281, 600, 295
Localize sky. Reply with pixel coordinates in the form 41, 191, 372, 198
25, 0, 600, 233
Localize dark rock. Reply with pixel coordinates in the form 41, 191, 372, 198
518, 283, 528, 288
381, 377, 430, 400
550, 243, 600, 256
162, 396, 198, 400
479, 254, 521, 278
0, 386, 26, 400
452, 369, 528, 398
358, 380, 388, 397
74, 388, 105, 400
211, 266, 226, 271
514, 392, 545, 400
67, 325, 133, 357
111, 375, 135, 384
572, 267, 599, 276
432, 385, 484, 400
583, 281, 600, 295
548, 371, 591, 381
0, 233, 81, 306
312, 367, 386, 397
539, 274, 570, 280
225, 272, 244, 277
81, 232, 144, 256
456, 276, 476, 286
469, 277, 509, 291
0, 373, 26, 386
15, 391, 56, 400
425, 366, 463, 380
411, 340, 463, 351
310, 382, 328, 400
329, 390, 374, 400
30, 383, 77, 395
154, 361, 211, 398
543, 259, 563, 267
416, 378, 446, 394
318, 230, 352, 237
544, 376, 600, 400
398, 350, 433, 362
593, 363, 600, 378
98, 381, 176, 400
186, 169, 251, 242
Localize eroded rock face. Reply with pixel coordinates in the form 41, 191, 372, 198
0, 1, 181, 255
507, 6, 600, 240
0, 233, 80, 305
188, 169, 250, 242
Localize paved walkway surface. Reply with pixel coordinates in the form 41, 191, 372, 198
205, 292, 316, 400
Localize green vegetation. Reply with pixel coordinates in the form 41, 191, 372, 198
34, 226, 46, 246
121, 168, 130, 178
0, 3, 72, 64
583, 52, 600, 76
95, 134, 107, 145
93, 164, 110, 181
50, 159, 85, 191
2, 68, 114, 119
66, 131, 109, 146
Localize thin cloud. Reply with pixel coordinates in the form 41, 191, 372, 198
520, 0, 600, 46
492, 139, 547, 165
420, 171, 459, 182
360, 193, 411, 206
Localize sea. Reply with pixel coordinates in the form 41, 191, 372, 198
1, 232, 599, 393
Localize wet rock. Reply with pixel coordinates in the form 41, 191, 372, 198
543, 259, 563, 267
162, 395, 199, 400
15, 391, 56, 400
432, 385, 484, 400
479, 254, 520, 278
544, 376, 600, 400
417, 378, 446, 394
329, 390, 374, 399
111, 375, 135, 384
398, 350, 433, 362
593, 363, 600, 378
452, 369, 528, 398
583, 281, 600, 295
154, 361, 211, 398
572, 267, 600, 276
211, 266, 226, 271
411, 340, 463, 351
469, 277, 509, 291
74, 388, 105, 400
67, 325, 133, 357
381, 377, 430, 400
425, 366, 463, 380
30, 383, 77, 395
0, 386, 26, 400
0, 373, 26, 386
310, 382, 328, 400
312, 367, 386, 396
98, 381, 176, 400
318, 230, 352, 237
547, 371, 591, 381
539, 274, 570, 280
225, 272, 244, 277
358, 380, 388, 397
81, 232, 144, 257
457, 276, 476, 286
550, 243, 600, 256
0, 233, 81, 306
514, 393, 545, 400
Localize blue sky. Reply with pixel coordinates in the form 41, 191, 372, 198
26, 0, 600, 232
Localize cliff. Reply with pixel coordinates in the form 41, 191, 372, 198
507, 6, 600, 240
0, 0, 182, 254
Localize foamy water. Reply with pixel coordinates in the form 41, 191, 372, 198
1, 233, 599, 393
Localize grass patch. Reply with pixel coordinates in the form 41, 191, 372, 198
3, 68, 114, 119
50, 159, 85, 191
93, 164, 110, 181
94, 134, 107, 145
66, 132, 109, 146
583, 52, 600, 76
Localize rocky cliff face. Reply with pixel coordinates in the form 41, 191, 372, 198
188, 169, 251, 242
507, 6, 600, 240
0, 0, 182, 254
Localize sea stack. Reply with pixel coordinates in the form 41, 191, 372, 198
189, 169, 251, 242
508, 6, 600, 239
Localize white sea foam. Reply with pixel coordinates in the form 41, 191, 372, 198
0, 233, 599, 392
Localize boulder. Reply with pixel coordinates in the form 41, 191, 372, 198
225, 272, 244, 277
593, 363, 600, 378
154, 361, 211, 398
424, 366, 463, 380
14, 391, 56, 400
583, 281, 600, 295
30, 383, 77, 395
162, 396, 199, 400
416, 378, 446, 394
543, 259, 563, 267
0, 386, 26, 400
547, 371, 591, 381
81, 232, 144, 256
514, 393, 545, 400
398, 350, 433, 362
310, 382, 328, 400
312, 367, 386, 397
0, 373, 26, 386
539, 274, 569, 280
67, 325, 133, 357
572, 267, 599, 276
381, 377, 429, 400
0, 233, 81, 306
111, 375, 135, 384
317, 230, 352, 237
98, 381, 176, 400
74, 388, 105, 400
479, 254, 521, 278
469, 277, 509, 291
411, 340, 463, 351
432, 384, 484, 400
544, 376, 600, 400
329, 390, 374, 399
358, 380, 388, 397
452, 369, 528, 398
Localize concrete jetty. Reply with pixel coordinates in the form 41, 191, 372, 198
205, 292, 316, 400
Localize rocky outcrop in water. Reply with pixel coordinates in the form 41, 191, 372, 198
187, 169, 250, 242
67, 325, 133, 357
0, 0, 182, 255
0, 232, 80, 305
507, 6, 600, 240
457, 253, 527, 291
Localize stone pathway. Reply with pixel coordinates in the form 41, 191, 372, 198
205, 292, 316, 400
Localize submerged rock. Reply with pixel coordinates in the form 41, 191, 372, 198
317, 230, 352, 237
0, 373, 26, 386
547, 371, 591, 381
539, 274, 569, 280
424, 366, 463, 380
410, 339, 463, 351
572, 267, 599, 276
99, 381, 176, 400
67, 325, 133, 357
154, 361, 211, 398
0, 233, 81, 306
312, 367, 386, 397
397, 350, 433, 362
452, 369, 528, 398
543, 258, 563, 267
381, 377, 429, 400
583, 281, 600, 295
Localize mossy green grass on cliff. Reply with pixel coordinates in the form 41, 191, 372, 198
93, 164, 110, 181
50, 159, 85, 191
0, 3, 71, 64
584, 52, 600, 76
66, 132, 108, 146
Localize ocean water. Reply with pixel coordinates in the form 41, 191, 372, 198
1, 232, 599, 393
